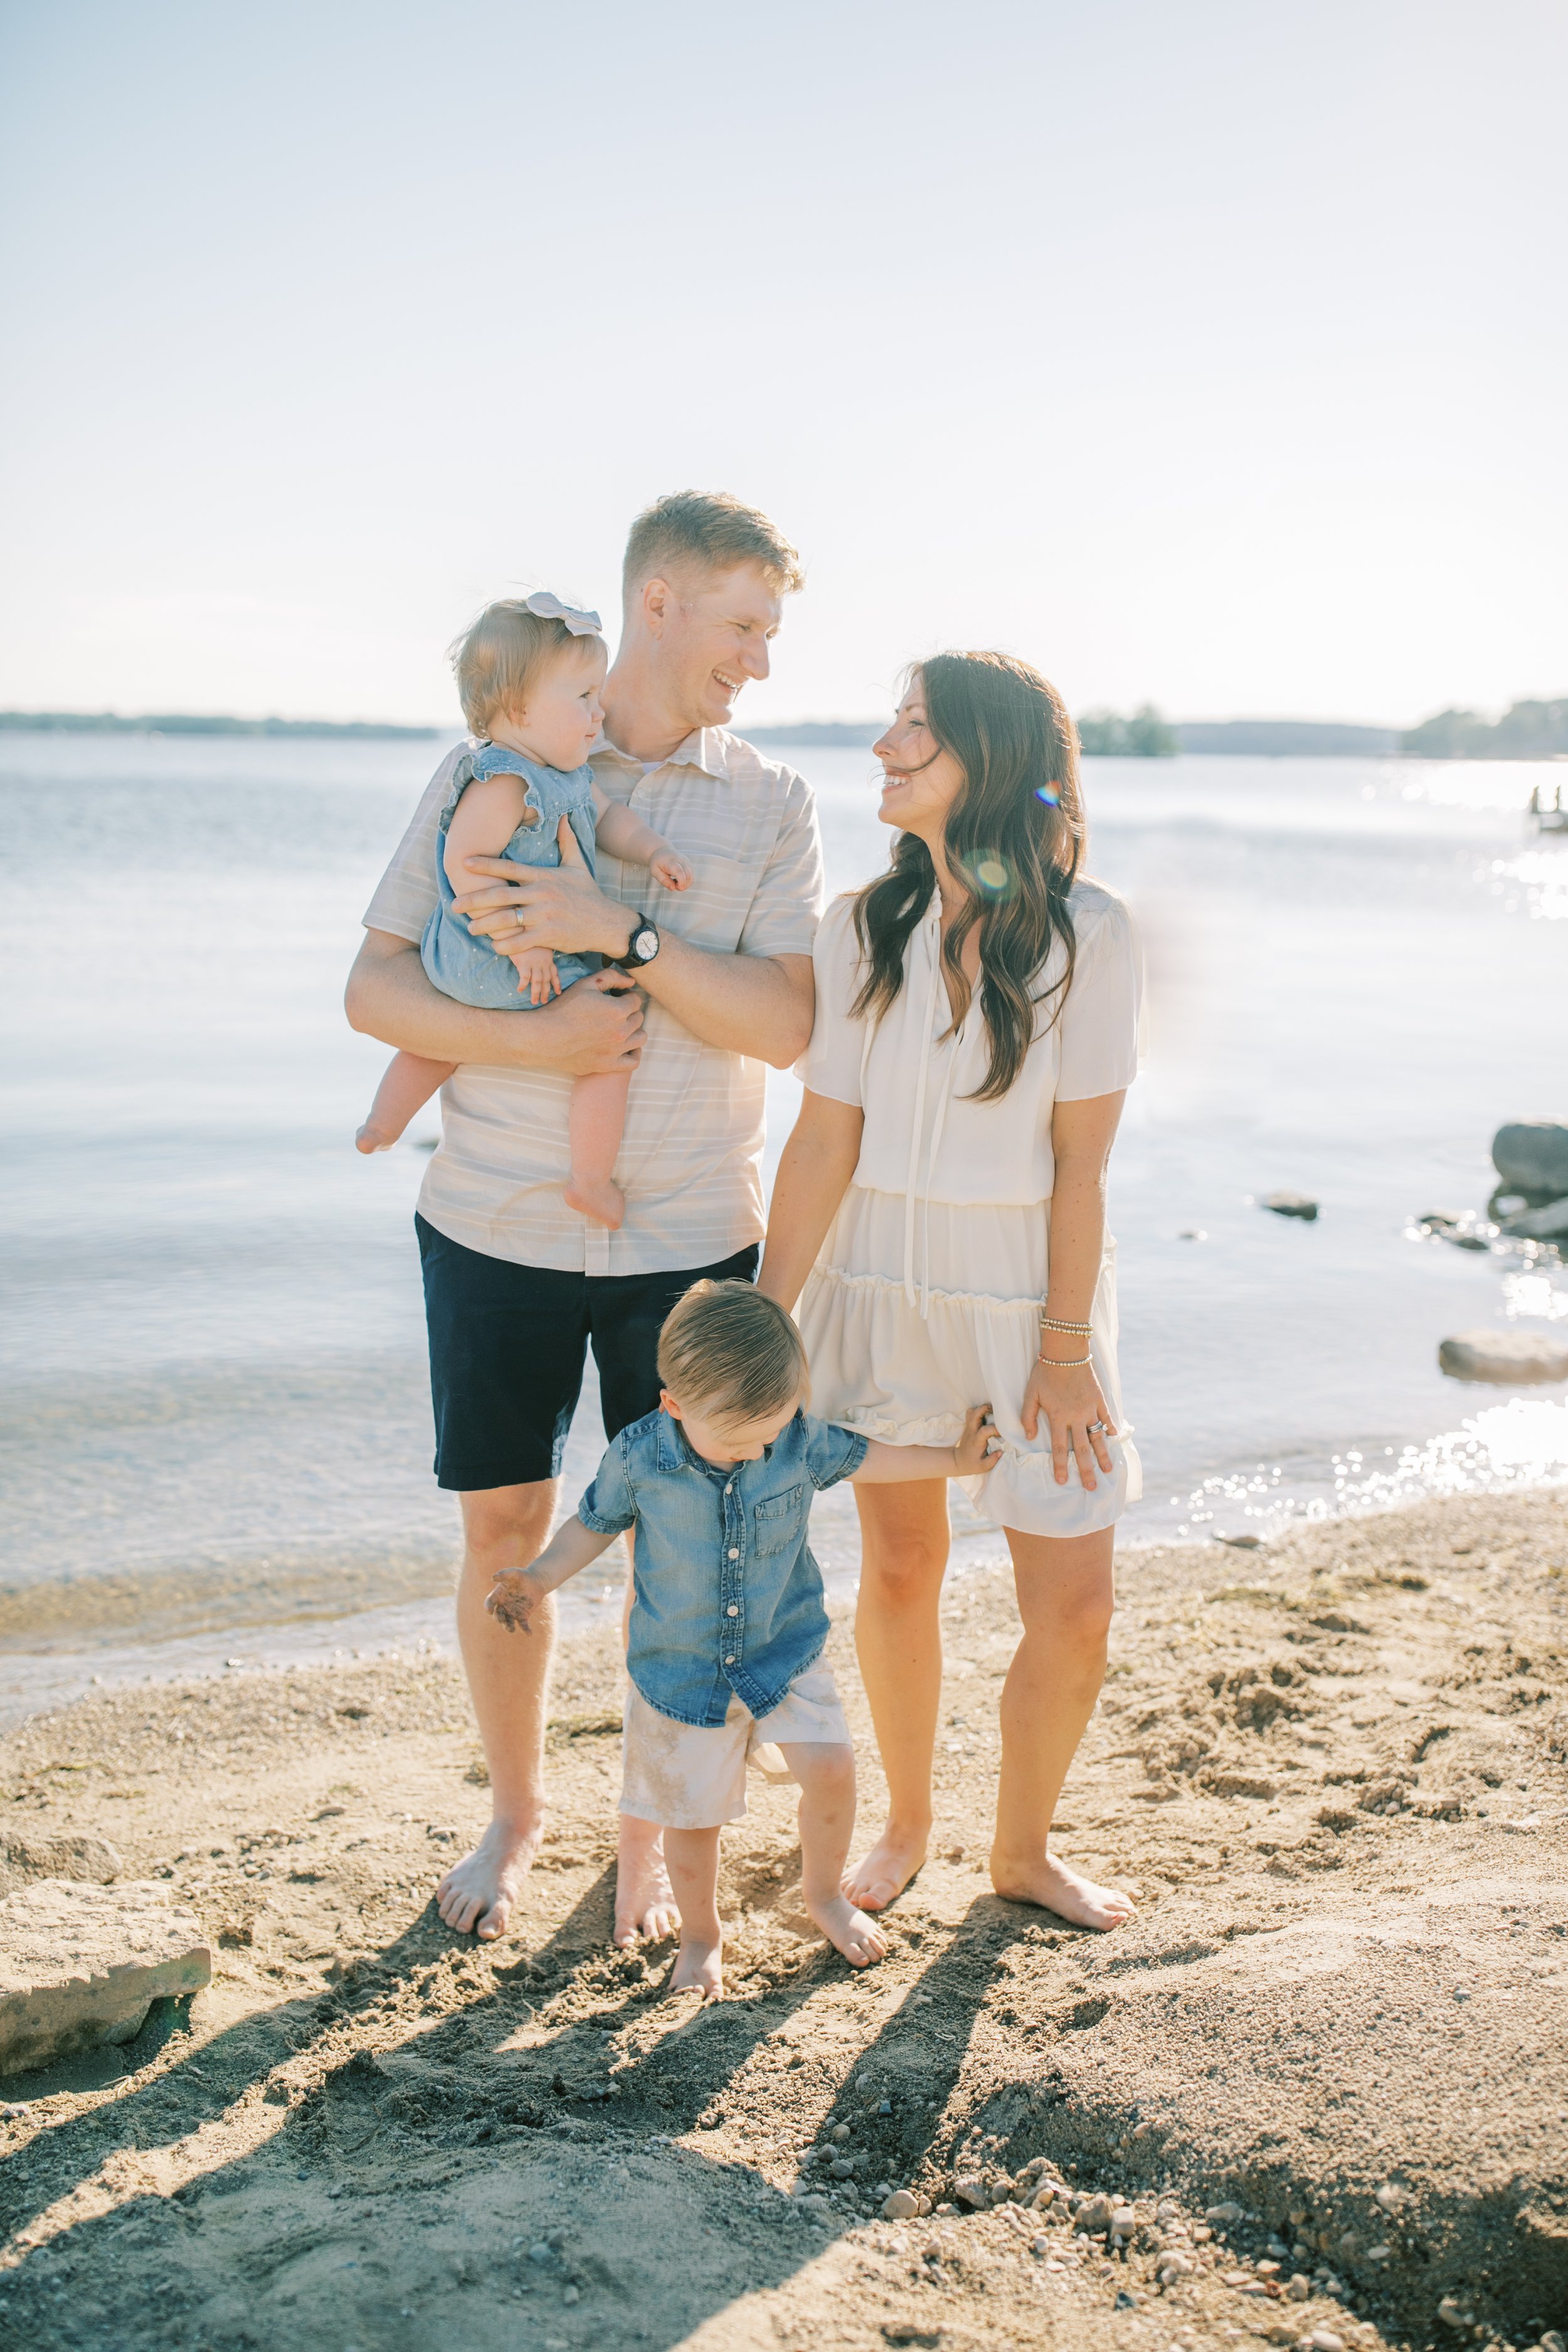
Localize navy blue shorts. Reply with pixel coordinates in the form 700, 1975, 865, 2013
415, 1213, 760, 1491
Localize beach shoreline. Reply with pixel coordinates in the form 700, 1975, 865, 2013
1, 1488, 1564, 2349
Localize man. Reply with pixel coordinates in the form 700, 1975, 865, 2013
345, 491, 822, 1942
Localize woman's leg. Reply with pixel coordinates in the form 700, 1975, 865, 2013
564, 1069, 632, 1229
990, 1523, 1135, 1930
842, 1478, 951, 1910
356, 1051, 455, 1153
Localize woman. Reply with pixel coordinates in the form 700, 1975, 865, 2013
758, 651, 1142, 1931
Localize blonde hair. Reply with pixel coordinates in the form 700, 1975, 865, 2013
622, 490, 805, 607
450, 600, 603, 736
657, 1281, 809, 1420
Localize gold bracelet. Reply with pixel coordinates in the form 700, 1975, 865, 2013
1040, 1315, 1091, 1335
1037, 1350, 1093, 1367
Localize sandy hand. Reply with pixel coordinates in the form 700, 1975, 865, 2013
953, 1403, 1000, 1478
648, 847, 692, 891
486, 1569, 545, 1634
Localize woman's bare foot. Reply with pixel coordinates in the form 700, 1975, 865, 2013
435, 1814, 543, 1939
564, 1174, 626, 1229
355, 1120, 401, 1155
842, 1821, 928, 1912
667, 1934, 723, 2001
807, 1890, 887, 1969
989, 1845, 1137, 1931
614, 1816, 681, 1948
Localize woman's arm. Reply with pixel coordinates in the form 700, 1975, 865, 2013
442, 773, 532, 895
756, 1090, 864, 1311
1022, 1089, 1128, 1488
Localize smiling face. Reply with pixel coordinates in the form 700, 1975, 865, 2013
642, 561, 783, 734
660, 1384, 801, 1468
873, 674, 967, 849
489, 637, 607, 771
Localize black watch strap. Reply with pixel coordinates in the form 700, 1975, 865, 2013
614, 912, 659, 972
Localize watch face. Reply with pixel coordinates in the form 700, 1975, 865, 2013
632, 925, 658, 960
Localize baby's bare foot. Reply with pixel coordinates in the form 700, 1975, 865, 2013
842, 1822, 928, 1912
808, 1891, 887, 1969
614, 1818, 681, 1949
989, 1846, 1137, 1932
435, 1814, 543, 1940
355, 1120, 400, 1155
667, 1934, 723, 2001
564, 1174, 626, 1229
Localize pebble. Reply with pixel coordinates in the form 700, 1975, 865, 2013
953, 2175, 989, 2210
561, 2286, 580, 2306
1304, 2335, 1344, 2352
1206, 2201, 1246, 2224
829, 2157, 855, 2180
1374, 2183, 1405, 2212
1262, 1190, 1319, 1221
830, 2123, 850, 2143
1076, 2191, 1115, 2233
881, 2191, 919, 2221
1111, 2205, 1137, 2236
527, 2243, 553, 2265
1286, 2275, 1311, 2301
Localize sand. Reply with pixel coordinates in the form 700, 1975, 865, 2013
1, 1490, 1564, 2351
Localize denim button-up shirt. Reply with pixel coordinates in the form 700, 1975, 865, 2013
577, 1406, 868, 1726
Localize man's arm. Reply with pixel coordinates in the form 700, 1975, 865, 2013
345, 928, 645, 1076
451, 852, 813, 1069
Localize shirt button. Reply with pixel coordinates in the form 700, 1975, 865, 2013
728, 1548, 739, 1560
724, 1655, 735, 1665
724, 1483, 733, 1495
726, 1604, 738, 1617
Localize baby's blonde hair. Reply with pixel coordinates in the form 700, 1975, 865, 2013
450, 600, 603, 736
657, 1281, 809, 1421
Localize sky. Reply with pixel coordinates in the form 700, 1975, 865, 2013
1, 0, 1564, 730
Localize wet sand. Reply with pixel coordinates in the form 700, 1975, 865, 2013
1, 1490, 1565, 2351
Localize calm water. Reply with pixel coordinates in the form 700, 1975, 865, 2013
3, 734, 1565, 1722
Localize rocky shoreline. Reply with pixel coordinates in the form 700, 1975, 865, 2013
0, 1488, 1564, 2351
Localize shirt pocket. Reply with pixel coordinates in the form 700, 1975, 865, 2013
751, 1485, 807, 1554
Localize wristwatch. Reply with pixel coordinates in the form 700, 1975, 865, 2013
614, 912, 660, 972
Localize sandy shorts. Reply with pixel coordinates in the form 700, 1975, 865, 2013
619, 1665, 850, 1831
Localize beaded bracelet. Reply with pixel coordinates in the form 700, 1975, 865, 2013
1037, 1350, 1093, 1367
1039, 1315, 1092, 1335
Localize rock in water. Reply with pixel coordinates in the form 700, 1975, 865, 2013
1438, 1330, 1568, 1385
1493, 1118, 1568, 1197
1262, 1190, 1319, 1220
1500, 1194, 1568, 1240
0, 1879, 210, 2074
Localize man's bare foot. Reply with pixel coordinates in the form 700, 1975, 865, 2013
667, 1934, 723, 2001
615, 1816, 681, 1948
988, 1846, 1137, 1931
807, 1890, 887, 1969
435, 1815, 543, 1939
564, 1174, 625, 1229
842, 1823, 928, 1912
355, 1120, 400, 1154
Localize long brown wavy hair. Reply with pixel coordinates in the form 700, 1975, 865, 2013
852, 650, 1086, 1103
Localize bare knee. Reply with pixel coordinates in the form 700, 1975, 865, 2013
859, 1538, 948, 1609
460, 1483, 555, 1576
790, 1742, 857, 1806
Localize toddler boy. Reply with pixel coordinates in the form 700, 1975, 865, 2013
486, 1279, 997, 1998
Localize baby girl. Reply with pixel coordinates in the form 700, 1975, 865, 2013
356, 593, 689, 1227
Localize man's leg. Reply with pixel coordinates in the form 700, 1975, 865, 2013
590, 1241, 760, 1948
437, 1478, 558, 1937
417, 1214, 589, 1940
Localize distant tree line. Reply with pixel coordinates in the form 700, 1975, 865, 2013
0, 711, 438, 739
1399, 699, 1568, 760
1074, 705, 1179, 757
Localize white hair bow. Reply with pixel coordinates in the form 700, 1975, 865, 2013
523, 591, 602, 636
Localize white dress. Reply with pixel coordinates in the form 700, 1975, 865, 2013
797, 879, 1143, 1537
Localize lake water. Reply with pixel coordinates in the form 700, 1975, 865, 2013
3, 734, 1565, 1724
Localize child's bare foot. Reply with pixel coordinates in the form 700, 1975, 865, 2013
614, 1818, 681, 1948
667, 1934, 723, 2001
355, 1120, 401, 1154
842, 1821, 928, 1912
435, 1814, 543, 1939
807, 1890, 887, 1969
989, 1845, 1137, 1931
564, 1173, 626, 1229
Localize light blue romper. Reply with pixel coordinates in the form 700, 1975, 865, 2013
420, 744, 601, 1010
